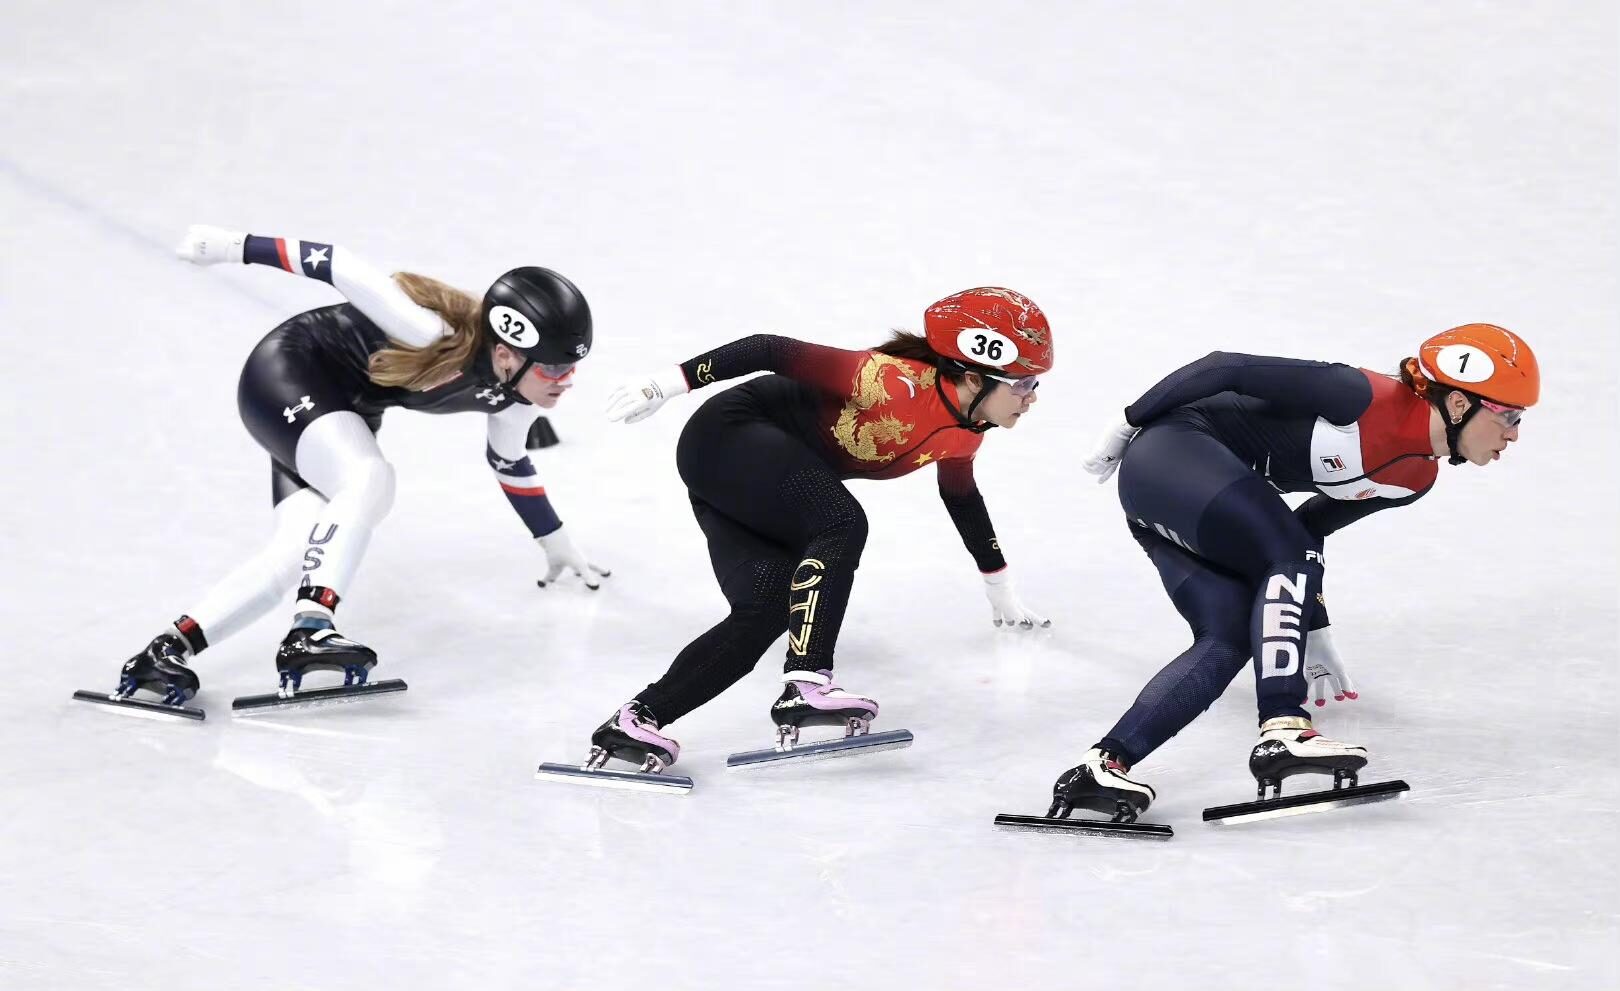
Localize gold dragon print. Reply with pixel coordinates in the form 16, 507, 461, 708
831, 354, 937, 462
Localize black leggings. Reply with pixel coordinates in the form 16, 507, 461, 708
1100, 418, 1323, 766
634, 387, 868, 726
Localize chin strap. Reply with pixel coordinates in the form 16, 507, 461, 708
936, 366, 995, 433
485, 347, 535, 404
1440, 392, 1482, 465
507, 355, 536, 385
1404, 360, 1476, 466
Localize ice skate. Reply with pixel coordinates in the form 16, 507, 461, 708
1203, 716, 1408, 824
73, 632, 206, 721
726, 670, 913, 769
232, 624, 407, 715
995, 748, 1173, 839
536, 701, 694, 793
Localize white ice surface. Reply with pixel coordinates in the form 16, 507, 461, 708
2, 3, 1617, 989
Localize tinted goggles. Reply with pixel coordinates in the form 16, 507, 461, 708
1479, 398, 1523, 427
529, 363, 577, 382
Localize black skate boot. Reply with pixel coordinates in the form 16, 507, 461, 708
1051, 748, 1156, 821
535, 702, 693, 793
119, 633, 201, 705
275, 625, 379, 693
589, 701, 682, 772
994, 748, 1172, 838
73, 627, 205, 720
1203, 716, 1409, 824
727, 671, 913, 768
1247, 716, 1368, 800
231, 604, 407, 715
769, 669, 880, 749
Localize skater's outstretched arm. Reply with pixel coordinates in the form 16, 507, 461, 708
606, 335, 870, 424
175, 223, 447, 348
1291, 487, 1428, 707
486, 403, 609, 589
486, 402, 561, 537
938, 457, 1049, 628
1084, 353, 1380, 483
676, 334, 867, 395
1124, 352, 1373, 427
937, 456, 1005, 574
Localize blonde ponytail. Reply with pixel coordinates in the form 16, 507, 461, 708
366, 273, 485, 390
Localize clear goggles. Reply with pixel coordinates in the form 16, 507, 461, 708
1479, 398, 1523, 427
982, 371, 1040, 396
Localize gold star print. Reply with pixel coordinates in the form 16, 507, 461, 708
914, 451, 935, 467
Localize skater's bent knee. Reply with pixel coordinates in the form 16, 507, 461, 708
341, 459, 396, 520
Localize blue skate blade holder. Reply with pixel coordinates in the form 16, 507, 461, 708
535, 762, 694, 794
1203, 779, 1409, 825
726, 728, 914, 768
231, 679, 408, 715
72, 689, 206, 722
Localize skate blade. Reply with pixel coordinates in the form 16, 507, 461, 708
231, 679, 408, 715
726, 728, 914, 768
993, 813, 1173, 839
534, 762, 694, 794
1202, 779, 1410, 825
72, 689, 206, 722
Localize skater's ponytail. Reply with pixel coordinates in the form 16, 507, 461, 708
367, 273, 485, 390
874, 330, 966, 382
1399, 356, 1432, 399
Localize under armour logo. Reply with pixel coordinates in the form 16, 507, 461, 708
476, 387, 504, 406
574, 343, 589, 357
283, 396, 315, 422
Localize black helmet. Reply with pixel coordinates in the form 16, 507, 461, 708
481, 267, 592, 374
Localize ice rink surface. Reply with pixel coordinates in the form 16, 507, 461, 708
3, 2, 1616, 988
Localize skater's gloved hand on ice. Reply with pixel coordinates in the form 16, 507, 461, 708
604, 367, 690, 424
1305, 626, 1358, 706
175, 224, 246, 265
982, 568, 1051, 630
535, 525, 611, 591
1081, 417, 1139, 483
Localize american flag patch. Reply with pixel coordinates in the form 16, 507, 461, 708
296, 241, 334, 283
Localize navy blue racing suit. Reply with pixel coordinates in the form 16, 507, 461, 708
1097, 352, 1440, 766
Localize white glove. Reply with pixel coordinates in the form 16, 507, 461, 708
175, 224, 246, 265
604, 366, 691, 424
1305, 626, 1358, 707
1082, 417, 1140, 483
535, 526, 611, 590
982, 568, 1050, 629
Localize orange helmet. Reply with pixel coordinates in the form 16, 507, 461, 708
924, 287, 1054, 376
1405, 323, 1539, 465
1413, 323, 1539, 409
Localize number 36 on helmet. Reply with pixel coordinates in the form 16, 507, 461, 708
924, 287, 1055, 377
